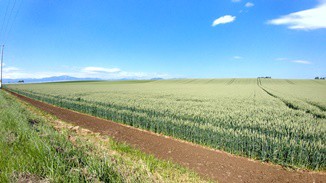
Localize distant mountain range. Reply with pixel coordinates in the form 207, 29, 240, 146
3, 75, 101, 84
3, 75, 165, 84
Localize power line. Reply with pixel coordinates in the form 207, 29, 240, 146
2, 0, 17, 44
0, 0, 23, 45
4, 0, 23, 45
0, 0, 11, 44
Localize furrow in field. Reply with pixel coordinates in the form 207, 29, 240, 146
285, 79, 295, 85
226, 78, 235, 85
257, 78, 326, 119
305, 101, 326, 112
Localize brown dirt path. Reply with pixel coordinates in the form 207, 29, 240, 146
8, 90, 326, 183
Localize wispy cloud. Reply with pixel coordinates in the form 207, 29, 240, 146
267, 2, 326, 30
275, 58, 288, 61
81, 67, 169, 79
245, 2, 254, 8
82, 67, 121, 74
233, 56, 243, 59
212, 15, 236, 26
3, 66, 20, 72
291, 60, 311, 64
3, 71, 69, 79
275, 58, 312, 64
2, 65, 170, 80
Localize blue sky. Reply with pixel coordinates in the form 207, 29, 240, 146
0, 0, 325, 79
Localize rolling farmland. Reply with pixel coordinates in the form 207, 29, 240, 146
6, 79, 326, 170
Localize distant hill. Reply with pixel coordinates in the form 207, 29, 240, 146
3, 75, 101, 84
150, 77, 164, 80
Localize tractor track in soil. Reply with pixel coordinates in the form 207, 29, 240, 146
7, 90, 326, 183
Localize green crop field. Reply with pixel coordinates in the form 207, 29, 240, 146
5, 78, 326, 170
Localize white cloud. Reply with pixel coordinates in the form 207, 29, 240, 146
275, 58, 288, 61
2, 65, 170, 80
267, 2, 326, 30
291, 60, 311, 64
3, 71, 71, 79
3, 66, 20, 72
82, 67, 121, 74
212, 15, 236, 26
115, 71, 169, 80
80, 66, 168, 79
233, 56, 243, 59
245, 2, 254, 8
275, 58, 312, 64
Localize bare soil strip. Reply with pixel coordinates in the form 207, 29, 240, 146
8, 90, 326, 183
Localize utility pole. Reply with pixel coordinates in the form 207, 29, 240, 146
0, 45, 4, 89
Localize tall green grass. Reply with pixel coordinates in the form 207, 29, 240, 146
0, 91, 122, 182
